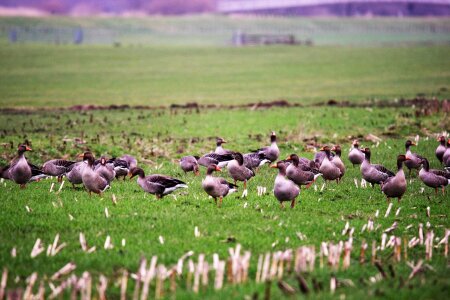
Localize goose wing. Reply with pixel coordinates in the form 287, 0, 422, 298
148, 175, 186, 188
219, 178, 238, 189
373, 164, 395, 177
430, 169, 450, 179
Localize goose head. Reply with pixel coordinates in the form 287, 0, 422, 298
405, 140, 416, 150
352, 140, 360, 148
286, 154, 299, 166
232, 152, 244, 166
206, 164, 221, 175
216, 137, 227, 147
361, 147, 371, 161
438, 136, 446, 145
17, 144, 32, 155
331, 145, 342, 157
270, 131, 277, 143
270, 161, 287, 175
397, 154, 410, 169
129, 167, 145, 179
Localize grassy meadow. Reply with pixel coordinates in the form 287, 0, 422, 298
0, 16, 449, 299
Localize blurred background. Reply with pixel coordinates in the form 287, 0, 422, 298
0, 0, 449, 46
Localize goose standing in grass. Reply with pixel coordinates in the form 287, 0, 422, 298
202, 164, 238, 207
436, 136, 447, 164
360, 148, 395, 187
81, 152, 110, 196
129, 167, 187, 199
348, 140, 365, 167
314, 146, 334, 168
214, 138, 232, 155
7, 144, 33, 188
319, 146, 342, 183
381, 155, 409, 202
271, 161, 300, 209
119, 154, 137, 170
180, 155, 200, 175
285, 154, 321, 188
443, 139, 450, 167
107, 158, 131, 180
42, 159, 76, 182
331, 145, 345, 181
198, 152, 234, 168
243, 152, 270, 170
227, 152, 255, 197
94, 156, 116, 183
404, 140, 424, 176
66, 152, 91, 188
419, 158, 450, 195
251, 131, 279, 162
1, 161, 46, 182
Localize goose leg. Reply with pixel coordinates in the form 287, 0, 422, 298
219, 196, 223, 208
397, 196, 401, 203
442, 186, 445, 196
435, 188, 438, 195
242, 180, 248, 198
20, 184, 26, 189
290, 199, 296, 209
214, 197, 217, 206
280, 202, 285, 209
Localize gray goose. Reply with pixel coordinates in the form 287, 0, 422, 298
381, 155, 409, 202
436, 136, 447, 164
360, 148, 395, 187
198, 152, 234, 168
66, 152, 91, 188
1, 161, 46, 182
318, 146, 342, 183
202, 164, 238, 207
314, 147, 334, 167
180, 155, 200, 175
107, 158, 131, 180
214, 138, 232, 155
7, 144, 33, 188
251, 131, 279, 162
271, 161, 300, 209
119, 154, 137, 170
243, 152, 270, 170
81, 153, 110, 196
94, 156, 116, 183
404, 140, 424, 175
443, 139, 450, 167
285, 154, 321, 188
331, 145, 346, 180
348, 140, 364, 167
419, 158, 450, 195
227, 152, 255, 196
42, 159, 76, 182
129, 167, 187, 199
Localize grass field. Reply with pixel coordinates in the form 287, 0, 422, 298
0, 106, 449, 299
0, 15, 449, 299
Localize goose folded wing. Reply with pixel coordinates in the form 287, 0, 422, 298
430, 169, 450, 179
373, 164, 395, 177
28, 162, 44, 176
148, 175, 186, 188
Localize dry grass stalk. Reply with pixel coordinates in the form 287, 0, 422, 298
97, 275, 107, 300
120, 270, 128, 300
0, 268, 7, 300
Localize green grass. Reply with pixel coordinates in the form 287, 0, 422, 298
0, 44, 449, 108
0, 106, 448, 299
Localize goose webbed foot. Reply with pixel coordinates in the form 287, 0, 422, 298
241, 189, 248, 198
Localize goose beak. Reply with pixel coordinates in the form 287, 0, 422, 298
410, 142, 416, 146
77, 153, 84, 158
405, 156, 411, 161
319, 146, 325, 151
215, 166, 222, 172
25, 146, 32, 151
127, 172, 133, 178
194, 170, 200, 176
285, 155, 292, 160
222, 140, 227, 144
331, 146, 336, 151
270, 164, 278, 168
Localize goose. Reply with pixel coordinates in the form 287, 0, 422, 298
419, 158, 450, 195
271, 161, 300, 209
360, 148, 395, 187
251, 131, 279, 162
243, 152, 270, 170
331, 145, 346, 180
443, 139, 450, 167
285, 154, 321, 188
436, 136, 447, 164
319, 146, 342, 183
202, 164, 238, 207
1, 162, 47, 182
348, 140, 364, 167
129, 167, 187, 199
227, 152, 255, 197
381, 155, 409, 202
42, 159, 76, 182
214, 138, 232, 155
7, 144, 32, 188
119, 154, 137, 169
314, 147, 334, 168
81, 153, 110, 196
180, 155, 200, 175
198, 152, 234, 168
404, 140, 424, 175
107, 158, 131, 180
94, 156, 115, 183
66, 152, 91, 188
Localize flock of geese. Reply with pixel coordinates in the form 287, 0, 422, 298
1, 132, 450, 208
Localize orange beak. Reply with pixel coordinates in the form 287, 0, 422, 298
25, 146, 32, 151
77, 153, 84, 158
127, 172, 133, 178
405, 156, 411, 161
270, 164, 278, 168
331, 146, 336, 151
319, 146, 325, 151
285, 155, 292, 160
215, 166, 222, 172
